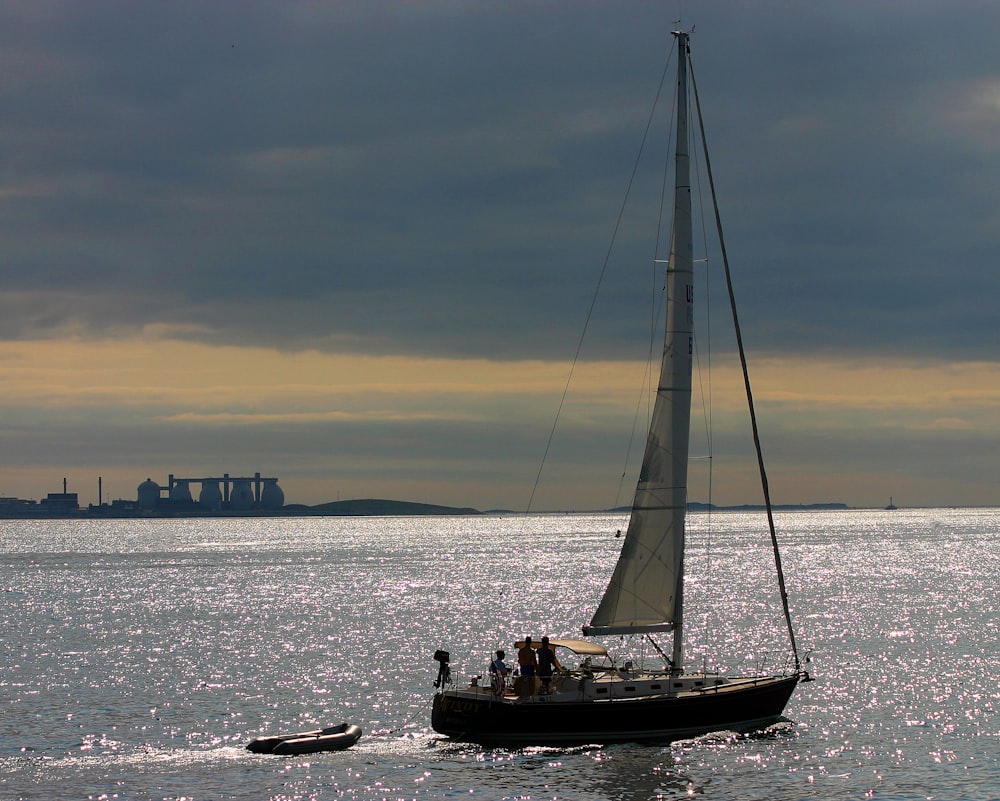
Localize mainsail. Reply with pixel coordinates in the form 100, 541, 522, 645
584, 33, 694, 661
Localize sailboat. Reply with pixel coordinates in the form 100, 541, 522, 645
431, 30, 808, 747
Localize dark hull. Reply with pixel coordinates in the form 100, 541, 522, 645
432, 674, 799, 747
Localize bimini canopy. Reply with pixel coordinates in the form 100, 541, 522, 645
513, 638, 608, 657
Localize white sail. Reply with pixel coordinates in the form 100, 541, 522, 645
584, 33, 694, 649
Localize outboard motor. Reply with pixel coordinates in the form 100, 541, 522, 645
433, 650, 451, 689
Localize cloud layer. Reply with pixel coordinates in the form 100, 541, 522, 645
2, 2, 999, 508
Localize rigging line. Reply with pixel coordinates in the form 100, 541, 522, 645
369, 695, 433, 738
615, 354, 651, 519
690, 117, 713, 474
613, 53, 679, 516
525, 37, 679, 515
688, 49, 801, 673
688, 76, 714, 581
685, 53, 715, 659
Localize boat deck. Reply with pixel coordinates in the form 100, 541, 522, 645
456, 669, 790, 705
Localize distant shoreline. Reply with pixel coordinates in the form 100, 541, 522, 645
1, 497, 857, 519
292, 500, 856, 516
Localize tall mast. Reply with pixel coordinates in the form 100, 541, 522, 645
668, 29, 694, 672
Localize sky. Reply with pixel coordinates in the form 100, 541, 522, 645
2, 1, 999, 511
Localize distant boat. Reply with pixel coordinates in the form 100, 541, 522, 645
431, 29, 808, 747
886, 497, 898, 510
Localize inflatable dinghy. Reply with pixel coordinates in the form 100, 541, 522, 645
247, 722, 362, 754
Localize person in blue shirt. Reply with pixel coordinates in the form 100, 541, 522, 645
489, 650, 509, 694
536, 636, 562, 694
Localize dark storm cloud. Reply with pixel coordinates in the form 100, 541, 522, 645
2, 1, 999, 359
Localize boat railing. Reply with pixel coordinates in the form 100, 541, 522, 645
682, 650, 800, 679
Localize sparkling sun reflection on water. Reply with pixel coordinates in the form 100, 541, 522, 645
1, 508, 997, 800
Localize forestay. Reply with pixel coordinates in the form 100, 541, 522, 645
584, 34, 694, 647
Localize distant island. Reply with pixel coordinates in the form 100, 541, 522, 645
283, 498, 480, 516
288, 499, 852, 516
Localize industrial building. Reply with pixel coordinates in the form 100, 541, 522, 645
0, 472, 285, 517
138, 472, 285, 513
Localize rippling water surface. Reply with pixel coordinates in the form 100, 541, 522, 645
1, 509, 997, 800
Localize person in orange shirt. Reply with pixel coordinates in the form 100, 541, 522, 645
517, 636, 538, 696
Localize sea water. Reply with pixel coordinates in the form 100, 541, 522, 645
1, 508, 997, 800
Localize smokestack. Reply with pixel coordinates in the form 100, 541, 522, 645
63, 477, 67, 494
99, 476, 103, 506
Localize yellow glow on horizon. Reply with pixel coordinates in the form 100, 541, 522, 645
0, 338, 645, 418
3, 337, 1000, 508
2, 340, 1000, 430
699, 357, 1000, 427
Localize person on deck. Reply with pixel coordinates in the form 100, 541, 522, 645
517, 636, 538, 697
489, 650, 509, 694
537, 636, 562, 694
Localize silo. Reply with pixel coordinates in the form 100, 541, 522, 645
199, 480, 223, 510
260, 479, 285, 510
169, 480, 193, 502
230, 478, 254, 510
137, 479, 160, 511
